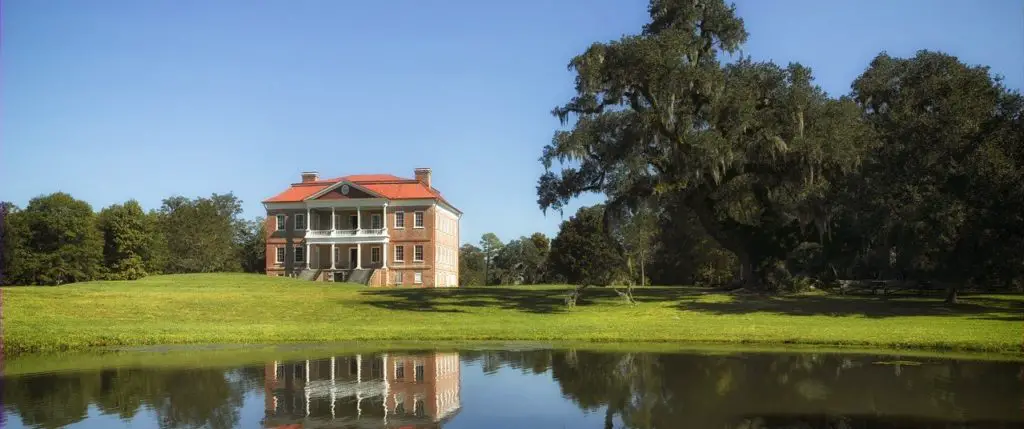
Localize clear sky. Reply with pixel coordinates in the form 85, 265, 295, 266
2, 0, 1021, 245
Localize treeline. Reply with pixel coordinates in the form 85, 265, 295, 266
532, 0, 1024, 298
0, 192, 265, 285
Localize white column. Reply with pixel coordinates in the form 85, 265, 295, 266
356, 354, 362, 383
331, 207, 336, 233
306, 243, 311, 269
382, 241, 388, 269
330, 357, 337, 419
331, 243, 336, 269
356, 243, 362, 269
306, 208, 311, 230
357, 206, 362, 232
382, 202, 389, 233
304, 359, 311, 417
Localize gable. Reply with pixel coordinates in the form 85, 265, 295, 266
314, 185, 376, 200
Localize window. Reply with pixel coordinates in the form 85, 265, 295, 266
414, 271, 422, 284
414, 211, 424, 228
349, 214, 358, 229
395, 245, 404, 262
395, 271, 404, 285
395, 360, 405, 379
371, 247, 381, 263
294, 246, 305, 263
414, 245, 423, 262
276, 246, 285, 264
276, 214, 285, 231
294, 213, 307, 230
371, 213, 382, 229
395, 211, 405, 228
415, 362, 425, 382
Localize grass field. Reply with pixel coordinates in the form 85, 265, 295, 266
2, 273, 1021, 356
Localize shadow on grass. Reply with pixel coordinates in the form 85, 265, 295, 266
361, 286, 702, 314
678, 293, 1024, 319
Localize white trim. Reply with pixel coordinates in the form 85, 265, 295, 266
263, 202, 306, 210
304, 235, 389, 245
276, 246, 285, 264
371, 213, 382, 229
413, 245, 424, 262
305, 198, 389, 208
305, 180, 387, 200
413, 211, 424, 229
394, 211, 405, 229
389, 199, 462, 216
266, 198, 460, 215
294, 213, 307, 230
394, 245, 404, 263
276, 214, 286, 231
371, 246, 381, 263
432, 202, 461, 219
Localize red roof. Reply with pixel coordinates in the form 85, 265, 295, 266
263, 173, 459, 212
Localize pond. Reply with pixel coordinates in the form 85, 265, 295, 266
2, 347, 1022, 428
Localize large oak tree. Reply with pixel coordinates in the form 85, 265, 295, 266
537, 0, 871, 288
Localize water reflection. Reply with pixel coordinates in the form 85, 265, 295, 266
264, 353, 461, 428
2, 349, 1022, 428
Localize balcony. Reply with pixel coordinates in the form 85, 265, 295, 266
305, 228, 388, 243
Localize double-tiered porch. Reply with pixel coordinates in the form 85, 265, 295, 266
300, 203, 390, 283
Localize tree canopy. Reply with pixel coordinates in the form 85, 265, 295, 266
537, 0, 873, 288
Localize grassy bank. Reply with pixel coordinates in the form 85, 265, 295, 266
3, 273, 1021, 356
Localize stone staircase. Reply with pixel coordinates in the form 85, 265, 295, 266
297, 268, 321, 281
344, 268, 376, 284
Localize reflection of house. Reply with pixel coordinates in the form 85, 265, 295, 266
263, 352, 461, 429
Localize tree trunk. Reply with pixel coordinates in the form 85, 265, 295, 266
640, 249, 646, 287
689, 191, 760, 289
945, 284, 959, 304
604, 403, 614, 429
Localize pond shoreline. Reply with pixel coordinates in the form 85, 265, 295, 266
5, 340, 1023, 377
3, 273, 1022, 357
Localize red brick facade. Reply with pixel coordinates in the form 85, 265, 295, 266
263, 169, 460, 288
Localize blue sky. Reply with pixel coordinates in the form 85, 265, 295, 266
2, 0, 1021, 245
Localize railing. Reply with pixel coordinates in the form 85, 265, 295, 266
307, 228, 387, 238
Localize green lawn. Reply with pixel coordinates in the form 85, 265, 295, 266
3, 273, 1021, 356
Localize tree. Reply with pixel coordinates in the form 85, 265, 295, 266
537, 0, 872, 289
237, 217, 266, 273
492, 235, 548, 285
157, 193, 245, 273
530, 232, 552, 282
17, 192, 103, 285
459, 244, 486, 286
846, 50, 1024, 302
479, 233, 504, 285
547, 205, 624, 305
0, 202, 32, 285
609, 203, 658, 288
96, 200, 159, 280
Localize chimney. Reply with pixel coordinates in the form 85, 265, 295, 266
414, 168, 432, 188
301, 171, 319, 183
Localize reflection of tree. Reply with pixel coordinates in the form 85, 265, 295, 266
4, 367, 247, 429
513, 351, 1023, 428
